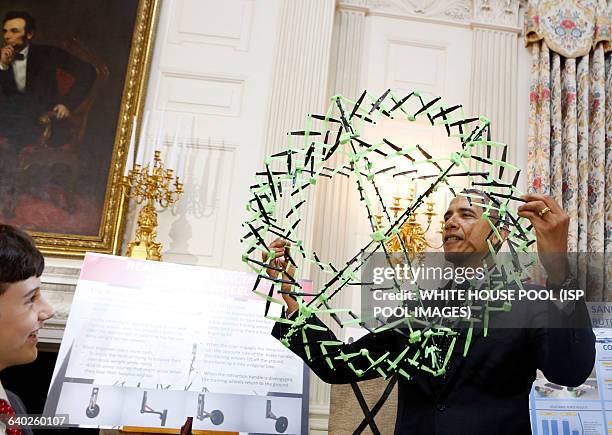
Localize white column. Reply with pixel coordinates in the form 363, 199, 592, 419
261, 0, 335, 274
307, 4, 368, 432
262, 0, 336, 158
469, 0, 521, 178
314, 0, 368, 330
260, 2, 336, 433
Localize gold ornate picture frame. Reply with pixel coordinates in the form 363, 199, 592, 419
0, 0, 160, 257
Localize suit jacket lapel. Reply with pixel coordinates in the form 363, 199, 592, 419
24, 44, 41, 93
437, 323, 485, 399
394, 326, 438, 400
428, 278, 485, 399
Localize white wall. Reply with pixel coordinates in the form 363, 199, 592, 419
129, 0, 283, 270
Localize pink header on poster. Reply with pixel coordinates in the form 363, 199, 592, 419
79, 254, 313, 302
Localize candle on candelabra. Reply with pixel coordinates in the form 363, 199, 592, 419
136, 111, 150, 166
176, 141, 186, 180
176, 116, 195, 180
167, 118, 181, 171
124, 116, 137, 176
442, 189, 448, 214
153, 109, 166, 165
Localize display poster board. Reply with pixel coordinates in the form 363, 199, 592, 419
44, 253, 309, 435
529, 328, 612, 435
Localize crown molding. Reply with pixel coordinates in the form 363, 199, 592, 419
337, 0, 522, 30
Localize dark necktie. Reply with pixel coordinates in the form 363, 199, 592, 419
12, 53, 25, 61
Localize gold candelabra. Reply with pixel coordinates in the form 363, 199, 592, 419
122, 150, 184, 261
376, 188, 444, 258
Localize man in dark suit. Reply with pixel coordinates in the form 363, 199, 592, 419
0, 10, 96, 149
0, 225, 55, 435
0, 10, 96, 217
267, 192, 596, 435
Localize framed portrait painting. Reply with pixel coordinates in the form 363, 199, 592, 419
0, 0, 160, 257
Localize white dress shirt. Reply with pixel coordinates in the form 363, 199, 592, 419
12, 45, 28, 93
0, 45, 29, 92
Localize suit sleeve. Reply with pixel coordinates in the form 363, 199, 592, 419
6, 390, 27, 415
272, 313, 404, 384
51, 46, 96, 111
529, 281, 596, 387
0, 67, 14, 96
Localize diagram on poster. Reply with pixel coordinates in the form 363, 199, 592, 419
44, 253, 308, 434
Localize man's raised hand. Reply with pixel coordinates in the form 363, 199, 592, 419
0, 45, 14, 68
518, 194, 570, 285
262, 238, 298, 313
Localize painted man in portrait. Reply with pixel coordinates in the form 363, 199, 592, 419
0, 10, 96, 217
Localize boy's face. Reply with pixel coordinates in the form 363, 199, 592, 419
0, 276, 54, 371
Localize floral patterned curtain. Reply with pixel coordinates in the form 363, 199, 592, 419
525, 0, 611, 298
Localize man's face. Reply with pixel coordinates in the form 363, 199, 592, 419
2, 18, 33, 50
442, 196, 493, 264
0, 276, 54, 371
